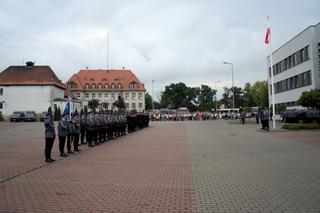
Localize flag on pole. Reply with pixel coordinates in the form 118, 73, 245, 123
63, 96, 70, 116
265, 26, 271, 44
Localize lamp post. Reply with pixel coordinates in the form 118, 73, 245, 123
152, 79, 155, 114
215, 81, 221, 113
223, 62, 235, 112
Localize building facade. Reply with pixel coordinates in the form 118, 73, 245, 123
66, 69, 146, 112
0, 63, 66, 117
267, 23, 320, 109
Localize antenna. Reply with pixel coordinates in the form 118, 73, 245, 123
107, 32, 109, 71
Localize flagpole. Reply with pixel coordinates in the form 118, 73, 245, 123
69, 96, 71, 119
267, 16, 276, 130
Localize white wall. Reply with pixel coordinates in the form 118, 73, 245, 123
0, 85, 64, 116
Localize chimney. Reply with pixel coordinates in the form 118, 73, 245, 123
25, 61, 34, 68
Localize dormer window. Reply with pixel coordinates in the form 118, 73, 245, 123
92, 83, 96, 89
118, 83, 122, 89
129, 81, 138, 89
68, 82, 77, 89
98, 83, 103, 89
105, 83, 109, 89
85, 83, 90, 89
111, 83, 116, 89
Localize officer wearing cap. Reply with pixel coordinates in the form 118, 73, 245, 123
44, 111, 56, 163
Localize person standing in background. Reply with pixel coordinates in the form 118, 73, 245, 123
44, 111, 56, 163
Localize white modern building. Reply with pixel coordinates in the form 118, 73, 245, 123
267, 23, 320, 109
0, 62, 66, 117
66, 69, 146, 112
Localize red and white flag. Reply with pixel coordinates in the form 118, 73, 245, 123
265, 26, 271, 44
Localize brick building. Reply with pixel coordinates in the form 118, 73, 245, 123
66, 69, 146, 112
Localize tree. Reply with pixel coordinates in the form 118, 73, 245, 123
48, 106, 52, 113
298, 89, 320, 109
113, 96, 125, 110
145, 93, 153, 110
198, 85, 215, 111
88, 99, 99, 112
84, 105, 88, 114
243, 83, 255, 107
249, 81, 268, 107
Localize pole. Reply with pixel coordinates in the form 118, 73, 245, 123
107, 33, 109, 71
215, 81, 220, 112
231, 63, 235, 112
152, 80, 155, 112
268, 17, 276, 130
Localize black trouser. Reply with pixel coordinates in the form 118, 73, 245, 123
98, 128, 103, 143
73, 134, 79, 150
67, 134, 74, 151
86, 129, 93, 146
80, 128, 86, 144
59, 136, 66, 154
45, 137, 54, 160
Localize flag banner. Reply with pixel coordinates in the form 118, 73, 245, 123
63, 96, 70, 116
265, 27, 271, 44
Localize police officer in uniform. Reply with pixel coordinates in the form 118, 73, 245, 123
80, 113, 86, 145
44, 111, 56, 163
58, 114, 68, 157
72, 111, 81, 152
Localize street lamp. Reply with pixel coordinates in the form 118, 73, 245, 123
223, 62, 235, 113
152, 79, 155, 113
215, 81, 221, 113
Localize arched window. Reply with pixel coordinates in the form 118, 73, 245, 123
92, 83, 96, 89
117, 83, 122, 89
98, 83, 103, 89
85, 83, 90, 89
105, 83, 109, 89
129, 81, 138, 89
111, 83, 116, 89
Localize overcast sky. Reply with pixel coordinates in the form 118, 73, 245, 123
0, 0, 319, 99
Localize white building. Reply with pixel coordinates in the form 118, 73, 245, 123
267, 23, 320, 109
66, 69, 146, 112
0, 62, 66, 117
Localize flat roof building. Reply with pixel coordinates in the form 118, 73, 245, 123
267, 23, 320, 110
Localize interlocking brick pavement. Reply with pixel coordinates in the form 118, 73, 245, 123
1, 121, 320, 212
0, 122, 192, 213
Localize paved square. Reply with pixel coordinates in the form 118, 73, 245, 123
0, 121, 320, 212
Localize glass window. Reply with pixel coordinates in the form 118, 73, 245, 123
139, 103, 142, 108
139, 93, 143, 100
132, 93, 136, 100
76, 93, 80, 98
105, 84, 109, 89
118, 83, 122, 89
0, 88, 3, 95
125, 103, 129, 109
92, 84, 96, 89
132, 103, 136, 110
85, 84, 90, 89
112, 93, 115, 100
85, 93, 89, 99
125, 93, 129, 100
98, 84, 103, 89
98, 93, 102, 99
0, 102, 2, 109
92, 93, 95, 99
104, 93, 108, 99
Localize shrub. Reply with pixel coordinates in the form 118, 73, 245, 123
282, 123, 320, 130
0, 111, 4, 121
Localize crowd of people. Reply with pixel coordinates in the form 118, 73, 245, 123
43, 111, 149, 163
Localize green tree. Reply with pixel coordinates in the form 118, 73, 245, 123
298, 89, 320, 109
243, 83, 255, 107
198, 85, 215, 111
249, 81, 268, 107
48, 106, 52, 113
88, 99, 99, 112
145, 92, 153, 110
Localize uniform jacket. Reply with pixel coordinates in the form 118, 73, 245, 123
44, 115, 56, 139
58, 117, 68, 137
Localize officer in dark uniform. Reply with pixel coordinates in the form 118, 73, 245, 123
66, 115, 74, 154
80, 113, 86, 145
72, 111, 81, 152
86, 112, 95, 147
58, 114, 68, 157
44, 111, 56, 163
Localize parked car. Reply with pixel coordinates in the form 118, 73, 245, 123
40, 111, 48, 122
23, 111, 37, 122
10, 111, 25, 122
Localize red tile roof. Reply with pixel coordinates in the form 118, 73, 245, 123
0, 65, 65, 89
66, 69, 145, 91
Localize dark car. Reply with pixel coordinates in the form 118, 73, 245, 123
10, 111, 25, 122
23, 111, 37, 122
40, 111, 48, 122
